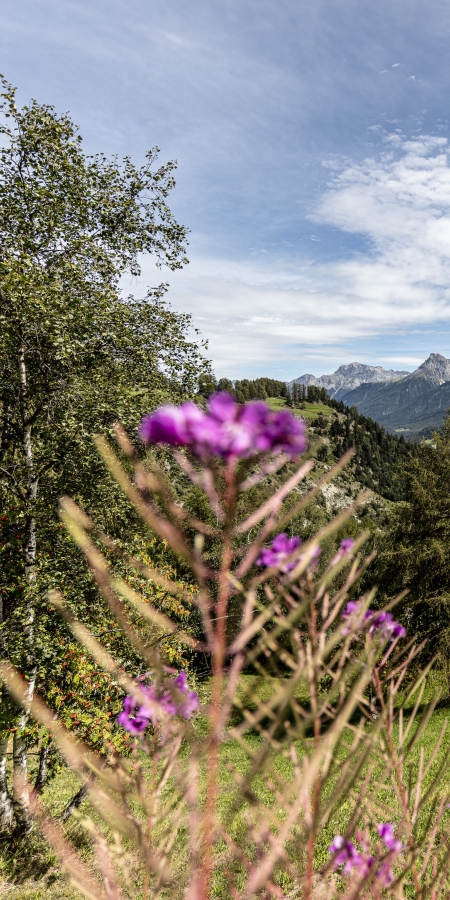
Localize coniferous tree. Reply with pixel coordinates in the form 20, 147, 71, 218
217, 377, 234, 394
375, 414, 450, 676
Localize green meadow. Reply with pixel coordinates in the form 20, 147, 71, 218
3, 673, 449, 900
265, 398, 334, 418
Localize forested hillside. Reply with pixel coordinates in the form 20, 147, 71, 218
373, 413, 450, 678
198, 374, 290, 401
202, 375, 414, 501
326, 397, 414, 500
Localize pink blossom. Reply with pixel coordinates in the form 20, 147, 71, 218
117, 672, 199, 734
342, 602, 405, 641
139, 402, 208, 446
378, 823, 402, 853
117, 692, 154, 735
116, 685, 158, 734
368, 612, 406, 641
330, 537, 356, 567
340, 538, 355, 553
328, 836, 368, 874
330, 824, 402, 885
256, 533, 302, 571
257, 533, 321, 574
172, 671, 200, 718
377, 824, 403, 886
140, 393, 307, 460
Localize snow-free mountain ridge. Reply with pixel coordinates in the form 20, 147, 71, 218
288, 362, 409, 399
339, 354, 450, 437
291, 354, 450, 438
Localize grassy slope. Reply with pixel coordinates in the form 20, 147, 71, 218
3, 674, 450, 899
265, 398, 333, 418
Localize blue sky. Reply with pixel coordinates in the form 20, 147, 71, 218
3, 0, 450, 379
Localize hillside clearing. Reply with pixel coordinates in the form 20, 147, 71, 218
266, 398, 334, 418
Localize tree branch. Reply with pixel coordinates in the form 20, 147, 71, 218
0, 466, 27, 502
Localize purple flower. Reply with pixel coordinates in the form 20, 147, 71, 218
208, 395, 268, 457
172, 670, 200, 718
139, 402, 208, 447
178, 692, 200, 718
262, 409, 308, 456
329, 835, 345, 854
205, 394, 307, 459
340, 538, 355, 553
331, 537, 356, 567
173, 670, 188, 690
342, 602, 406, 642
139, 393, 307, 460
376, 824, 402, 885
377, 862, 394, 886
342, 601, 372, 633
342, 601, 359, 617
117, 672, 199, 734
207, 392, 237, 423
159, 693, 178, 716
368, 612, 406, 641
256, 533, 302, 572
330, 825, 402, 885
329, 836, 365, 874
378, 823, 402, 853
116, 688, 157, 735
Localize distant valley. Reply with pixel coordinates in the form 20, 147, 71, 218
289, 354, 450, 439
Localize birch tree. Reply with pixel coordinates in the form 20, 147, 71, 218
0, 75, 202, 831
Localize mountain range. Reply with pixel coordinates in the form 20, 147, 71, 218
289, 362, 409, 399
290, 354, 450, 438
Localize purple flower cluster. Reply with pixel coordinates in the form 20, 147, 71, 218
342, 601, 406, 642
378, 823, 402, 853
117, 671, 199, 735
256, 533, 321, 573
328, 538, 356, 569
328, 836, 371, 876
329, 824, 402, 886
256, 533, 301, 572
339, 537, 356, 555
139, 393, 307, 460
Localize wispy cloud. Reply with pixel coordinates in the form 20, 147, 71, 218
5, 0, 450, 377
380, 356, 425, 366
156, 135, 450, 376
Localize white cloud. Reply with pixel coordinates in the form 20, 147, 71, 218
137, 134, 450, 376
380, 356, 424, 366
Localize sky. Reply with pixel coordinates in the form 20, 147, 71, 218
3, 0, 450, 379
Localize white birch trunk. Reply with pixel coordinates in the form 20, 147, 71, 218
34, 742, 50, 794
12, 344, 38, 832
0, 735, 14, 831
0, 566, 15, 830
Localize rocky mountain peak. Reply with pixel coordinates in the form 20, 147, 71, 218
417, 353, 450, 384
289, 361, 409, 399
334, 362, 386, 376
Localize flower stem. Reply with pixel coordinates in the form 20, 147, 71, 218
199, 461, 236, 899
